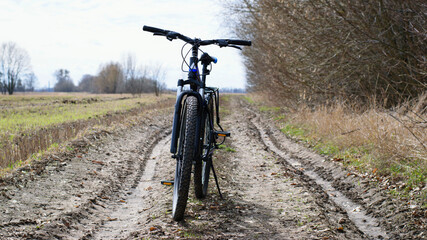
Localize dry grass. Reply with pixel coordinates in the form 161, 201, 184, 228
296, 103, 424, 165
251, 93, 426, 194
0, 93, 174, 170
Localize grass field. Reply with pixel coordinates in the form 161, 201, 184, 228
0, 92, 174, 171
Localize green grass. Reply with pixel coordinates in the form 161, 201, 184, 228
388, 161, 427, 192
225, 147, 236, 152
314, 142, 340, 155
281, 124, 306, 138
315, 142, 426, 193
274, 114, 286, 121
0, 95, 164, 135
220, 94, 231, 103
218, 144, 236, 152
259, 106, 281, 112
242, 95, 254, 104
0, 93, 174, 172
181, 231, 201, 238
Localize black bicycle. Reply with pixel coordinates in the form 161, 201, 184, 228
143, 25, 251, 221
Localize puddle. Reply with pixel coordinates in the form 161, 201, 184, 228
251, 116, 388, 240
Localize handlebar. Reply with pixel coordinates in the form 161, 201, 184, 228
226, 39, 252, 46
142, 25, 167, 34
142, 25, 251, 47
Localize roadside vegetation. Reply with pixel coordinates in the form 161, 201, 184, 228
225, 1, 426, 202
0, 93, 174, 173
245, 94, 426, 202
226, 1, 425, 107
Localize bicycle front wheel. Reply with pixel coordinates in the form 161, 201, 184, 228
172, 96, 198, 221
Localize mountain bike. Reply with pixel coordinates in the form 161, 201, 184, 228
142, 25, 251, 221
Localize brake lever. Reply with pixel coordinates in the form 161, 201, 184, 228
228, 45, 242, 50
217, 40, 228, 47
166, 31, 179, 41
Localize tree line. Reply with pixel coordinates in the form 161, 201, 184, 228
0, 41, 165, 95
0, 42, 36, 94
54, 55, 166, 96
226, 0, 426, 107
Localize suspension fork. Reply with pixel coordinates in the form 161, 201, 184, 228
170, 90, 204, 155
171, 43, 211, 156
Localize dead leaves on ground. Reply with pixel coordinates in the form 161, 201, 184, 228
92, 160, 105, 165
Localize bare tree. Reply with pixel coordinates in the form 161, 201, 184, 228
54, 69, 75, 92
151, 64, 166, 97
15, 78, 25, 92
94, 62, 124, 93
122, 53, 138, 83
24, 72, 37, 92
121, 54, 164, 96
0, 42, 32, 95
0, 71, 4, 94
121, 53, 142, 95
78, 74, 95, 92
91, 55, 166, 95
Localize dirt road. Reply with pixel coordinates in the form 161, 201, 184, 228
0, 97, 423, 239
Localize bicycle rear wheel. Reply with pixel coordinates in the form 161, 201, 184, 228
172, 96, 198, 221
194, 98, 213, 199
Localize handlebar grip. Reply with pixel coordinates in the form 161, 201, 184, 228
143, 25, 167, 34
227, 40, 252, 46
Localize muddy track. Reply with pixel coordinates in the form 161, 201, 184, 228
0, 109, 173, 239
0, 96, 423, 239
243, 104, 386, 239
240, 98, 424, 240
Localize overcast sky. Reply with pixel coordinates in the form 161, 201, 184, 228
0, 0, 247, 89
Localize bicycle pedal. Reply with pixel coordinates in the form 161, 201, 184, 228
214, 131, 230, 137
161, 180, 174, 186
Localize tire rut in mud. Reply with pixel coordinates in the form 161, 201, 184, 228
243, 105, 386, 239
88, 133, 172, 239
131, 97, 366, 240
239, 97, 424, 240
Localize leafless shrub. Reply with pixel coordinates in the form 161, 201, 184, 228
225, 0, 427, 106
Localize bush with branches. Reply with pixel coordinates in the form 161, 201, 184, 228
226, 0, 426, 107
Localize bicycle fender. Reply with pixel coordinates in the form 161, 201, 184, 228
171, 90, 203, 154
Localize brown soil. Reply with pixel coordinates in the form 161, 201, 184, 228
0, 96, 424, 239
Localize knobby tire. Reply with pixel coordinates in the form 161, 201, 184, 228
194, 98, 213, 198
172, 96, 198, 221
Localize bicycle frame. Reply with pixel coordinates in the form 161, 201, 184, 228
142, 26, 250, 158
171, 44, 212, 156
